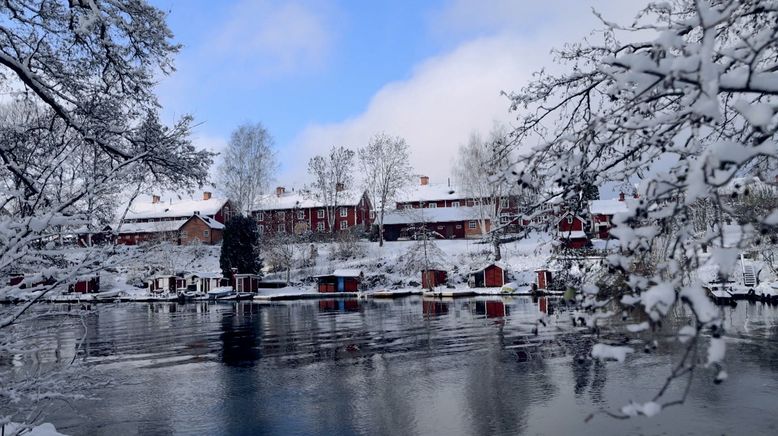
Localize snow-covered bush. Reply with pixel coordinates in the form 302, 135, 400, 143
506, 0, 778, 417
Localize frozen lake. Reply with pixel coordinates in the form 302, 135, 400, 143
4, 296, 778, 435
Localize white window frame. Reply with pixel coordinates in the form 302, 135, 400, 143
500, 198, 509, 208
297, 210, 305, 220
317, 222, 325, 232
258, 224, 264, 234
567, 216, 574, 225
278, 211, 285, 219
317, 209, 325, 219
277, 224, 285, 233
181, 230, 188, 238
203, 230, 209, 237
452, 201, 460, 207
340, 221, 348, 230
468, 221, 477, 229
455, 224, 462, 229
339, 207, 348, 217
258, 212, 264, 221
428, 203, 437, 208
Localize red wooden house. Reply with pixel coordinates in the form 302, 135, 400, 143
315, 269, 363, 293
253, 186, 372, 236
234, 274, 262, 293
69, 276, 100, 293
421, 269, 447, 289
557, 212, 589, 249
468, 263, 506, 288
589, 195, 629, 239
117, 192, 232, 245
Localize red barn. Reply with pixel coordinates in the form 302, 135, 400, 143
557, 213, 589, 249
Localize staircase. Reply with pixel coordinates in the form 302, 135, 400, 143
741, 254, 758, 287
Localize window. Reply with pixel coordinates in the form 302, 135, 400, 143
456, 224, 462, 229
181, 230, 188, 238
500, 214, 511, 224
500, 198, 509, 208
340, 221, 348, 230
258, 225, 264, 234
437, 226, 444, 230
317, 222, 325, 232
339, 207, 348, 217
317, 209, 325, 219
567, 216, 574, 224
369, 211, 375, 219
452, 201, 460, 207
203, 230, 209, 237
428, 203, 437, 208
257, 212, 264, 221
278, 211, 285, 219
468, 221, 477, 229
277, 224, 285, 233
297, 210, 305, 220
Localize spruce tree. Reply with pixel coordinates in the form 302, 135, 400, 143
220, 215, 263, 277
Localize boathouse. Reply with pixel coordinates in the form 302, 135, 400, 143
234, 274, 262, 292
557, 212, 589, 249
421, 269, 447, 289
187, 272, 224, 293
68, 276, 100, 293
468, 263, 506, 288
535, 269, 553, 290
315, 269, 363, 293
148, 275, 184, 293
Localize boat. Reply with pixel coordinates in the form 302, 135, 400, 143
177, 290, 204, 301
207, 287, 235, 300
94, 290, 123, 301
217, 292, 254, 301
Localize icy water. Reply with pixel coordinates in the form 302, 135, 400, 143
4, 296, 778, 435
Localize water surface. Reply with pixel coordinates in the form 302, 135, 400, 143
4, 297, 778, 435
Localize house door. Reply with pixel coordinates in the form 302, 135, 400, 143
337, 277, 345, 292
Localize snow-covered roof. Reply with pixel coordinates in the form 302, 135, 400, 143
253, 189, 365, 211
117, 219, 188, 234
117, 215, 222, 234
395, 182, 467, 203
590, 199, 629, 215
718, 176, 777, 195
197, 215, 225, 230
124, 197, 228, 221
382, 206, 485, 225
468, 261, 508, 274
558, 230, 588, 239
332, 269, 362, 277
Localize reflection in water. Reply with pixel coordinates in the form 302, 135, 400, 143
2, 297, 778, 435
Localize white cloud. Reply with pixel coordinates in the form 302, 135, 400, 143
282, 0, 644, 185
282, 34, 526, 184
208, 0, 335, 76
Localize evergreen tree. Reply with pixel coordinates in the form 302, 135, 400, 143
220, 215, 263, 277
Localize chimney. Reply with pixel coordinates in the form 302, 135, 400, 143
336, 182, 345, 192
618, 192, 625, 202
203, 191, 212, 201
152, 194, 160, 204
420, 176, 429, 186
276, 186, 286, 197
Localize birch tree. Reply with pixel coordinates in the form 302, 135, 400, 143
307, 146, 355, 234
217, 122, 277, 214
454, 124, 514, 260
505, 0, 778, 417
358, 133, 411, 246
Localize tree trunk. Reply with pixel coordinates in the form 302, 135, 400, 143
378, 208, 385, 247
492, 231, 502, 261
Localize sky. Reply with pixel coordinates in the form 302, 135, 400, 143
151, 0, 644, 194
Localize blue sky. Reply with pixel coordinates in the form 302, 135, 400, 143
151, 0, 643, 188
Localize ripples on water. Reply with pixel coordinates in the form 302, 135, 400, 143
3, 297, 778, 435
